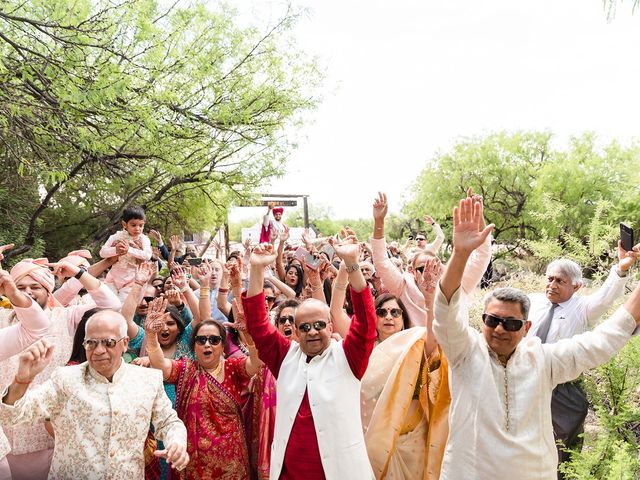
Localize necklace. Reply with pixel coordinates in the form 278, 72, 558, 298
206, 357, 224, 379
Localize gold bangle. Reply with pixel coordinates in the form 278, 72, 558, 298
146, 346, 162, 354
334, 283, 348, 291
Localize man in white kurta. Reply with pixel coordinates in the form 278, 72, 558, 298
0, 310, 188, 480
432, 198, 640, 480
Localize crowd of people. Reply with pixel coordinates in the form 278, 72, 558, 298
0, 192, 639, 480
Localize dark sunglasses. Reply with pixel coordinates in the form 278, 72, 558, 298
278, 315, 295, 325
416, 237, 426, 241
266, 296, 277, 302
414, 266, 425, 274
297, 320, 327, 333
83, 337, 125, 350
142, 296, 155, 304
194, 335, 222, 346
376, 307, 402, 318
482, 313, 527, 332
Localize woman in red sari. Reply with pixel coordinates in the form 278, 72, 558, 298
146, 313, 262, 479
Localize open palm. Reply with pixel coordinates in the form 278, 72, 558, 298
453, 198, 493, 254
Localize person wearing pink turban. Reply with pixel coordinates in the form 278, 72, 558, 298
0, 256, 121, 480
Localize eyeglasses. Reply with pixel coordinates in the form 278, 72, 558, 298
297, 320, 327, 333
83, 337, 125, 350
482, 313, 527, 332
414, 266, 425, 274
194, 335, 222, 346
142, 296, 155, 304
376, 307, 402, 318
416, 237, 426, 241
278, 315, 295, 325
266, 296, 276, 302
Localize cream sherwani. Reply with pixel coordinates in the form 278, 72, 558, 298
0, 362, 186, 480
433, 286, 636, 480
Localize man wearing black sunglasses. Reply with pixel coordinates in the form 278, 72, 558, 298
242, 235, 377, 480
433, 197, 640, 480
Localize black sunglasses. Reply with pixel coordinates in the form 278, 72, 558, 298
142, 296, 155, 304
266, 296, 277, 302
194, 335, 222, 346
376, 307, 402, 318
482, 313, 527, 332
297, 320, 327, 333
278, 315, 295, 325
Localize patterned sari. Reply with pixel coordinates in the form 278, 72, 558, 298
169, 358, 251, 480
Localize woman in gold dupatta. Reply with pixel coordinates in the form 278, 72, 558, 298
361, 257, 450, 480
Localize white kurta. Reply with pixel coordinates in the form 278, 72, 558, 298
433, 287, 636, 480
0, 362, 186, 480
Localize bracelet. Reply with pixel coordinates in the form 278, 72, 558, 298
334, 283, 348, 290
218, 288, 229, 294
146, 346, 162, 354
199, 287, 210, 292
14, 375, 32, 385
310, 284, 323, 292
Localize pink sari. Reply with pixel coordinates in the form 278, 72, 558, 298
170, 358, 250, 480
243, 365, 277, 480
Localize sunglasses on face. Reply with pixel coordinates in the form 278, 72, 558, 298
376, 307, 402, 318
278, 315, 295, 325
297, 320, 327, 333
482, 313, 527, 332
83, 337, 125, 350
266, 296, 276, 302
414, 266, 425, 274
142, 296, 155, 304
194, 335, 222, 346
416, 238, 426, 242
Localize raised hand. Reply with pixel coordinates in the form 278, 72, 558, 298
134, 262, 154, 286
131, 356, 151, 368
618, 240, 640, 272
330, 228, 360, 266
280, 225, 290, 243
452, 198, 494, 256
0, 243, 14, 269
171, 266, 188, 291
169, 235, 180, 252
250, 243, 277, 268
198, 262, 212, 285
416, 257, 444, 296
145, 297, 168, 331
372, 192, 388, 221
16, 339, 55, 383
301, 228, 312, 248
47, 260, 81, 281
148, 229, 163, 244
424, 215, 435, 226
269, 226, 279, 244
164, 288, 182, 306
243, 237, 251, 252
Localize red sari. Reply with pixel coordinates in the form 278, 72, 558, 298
169, 357, 251, 480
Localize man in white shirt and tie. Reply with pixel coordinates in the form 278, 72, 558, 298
525, 245, 638, 473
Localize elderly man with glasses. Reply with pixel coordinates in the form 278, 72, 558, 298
433, 197, 640, 480
0, 310, 188, 479
242, 234, 377, 480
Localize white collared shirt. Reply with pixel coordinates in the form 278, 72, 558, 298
527, 265, 627, 343
0, 362, 186, 480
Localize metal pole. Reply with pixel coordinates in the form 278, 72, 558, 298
303, 196, 309, 229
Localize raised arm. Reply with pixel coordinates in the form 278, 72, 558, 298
216, 264, 233, 317
276, 227, 289, 281
231, 300, 263, 376
170, 266, 200, 325
329, 261, 352, 338
2, 339, 55, 406
265, 269, 296, 299
415, 257, 444, 356
197, 263, 213, 321
302, 258, 326, 303
144, 298, 173, 380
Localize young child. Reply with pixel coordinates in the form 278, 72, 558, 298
99, 206, 152, 301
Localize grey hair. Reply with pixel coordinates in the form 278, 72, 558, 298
85, 310, 127, 337
483, 287, 531, 320
546, 258, 583, 287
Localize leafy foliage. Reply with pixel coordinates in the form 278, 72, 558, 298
0, 0, 319, 261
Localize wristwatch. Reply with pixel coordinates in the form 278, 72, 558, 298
74, 267, 87, 280
345, 263, 360, 273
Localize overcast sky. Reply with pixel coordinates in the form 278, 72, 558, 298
230, 0, 640, 223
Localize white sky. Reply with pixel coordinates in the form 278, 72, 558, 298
230, 0, 640, 223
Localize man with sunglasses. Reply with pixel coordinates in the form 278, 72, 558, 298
433, 197, 640, 480
242, 236, 377, 480
0, 310, 188, 479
